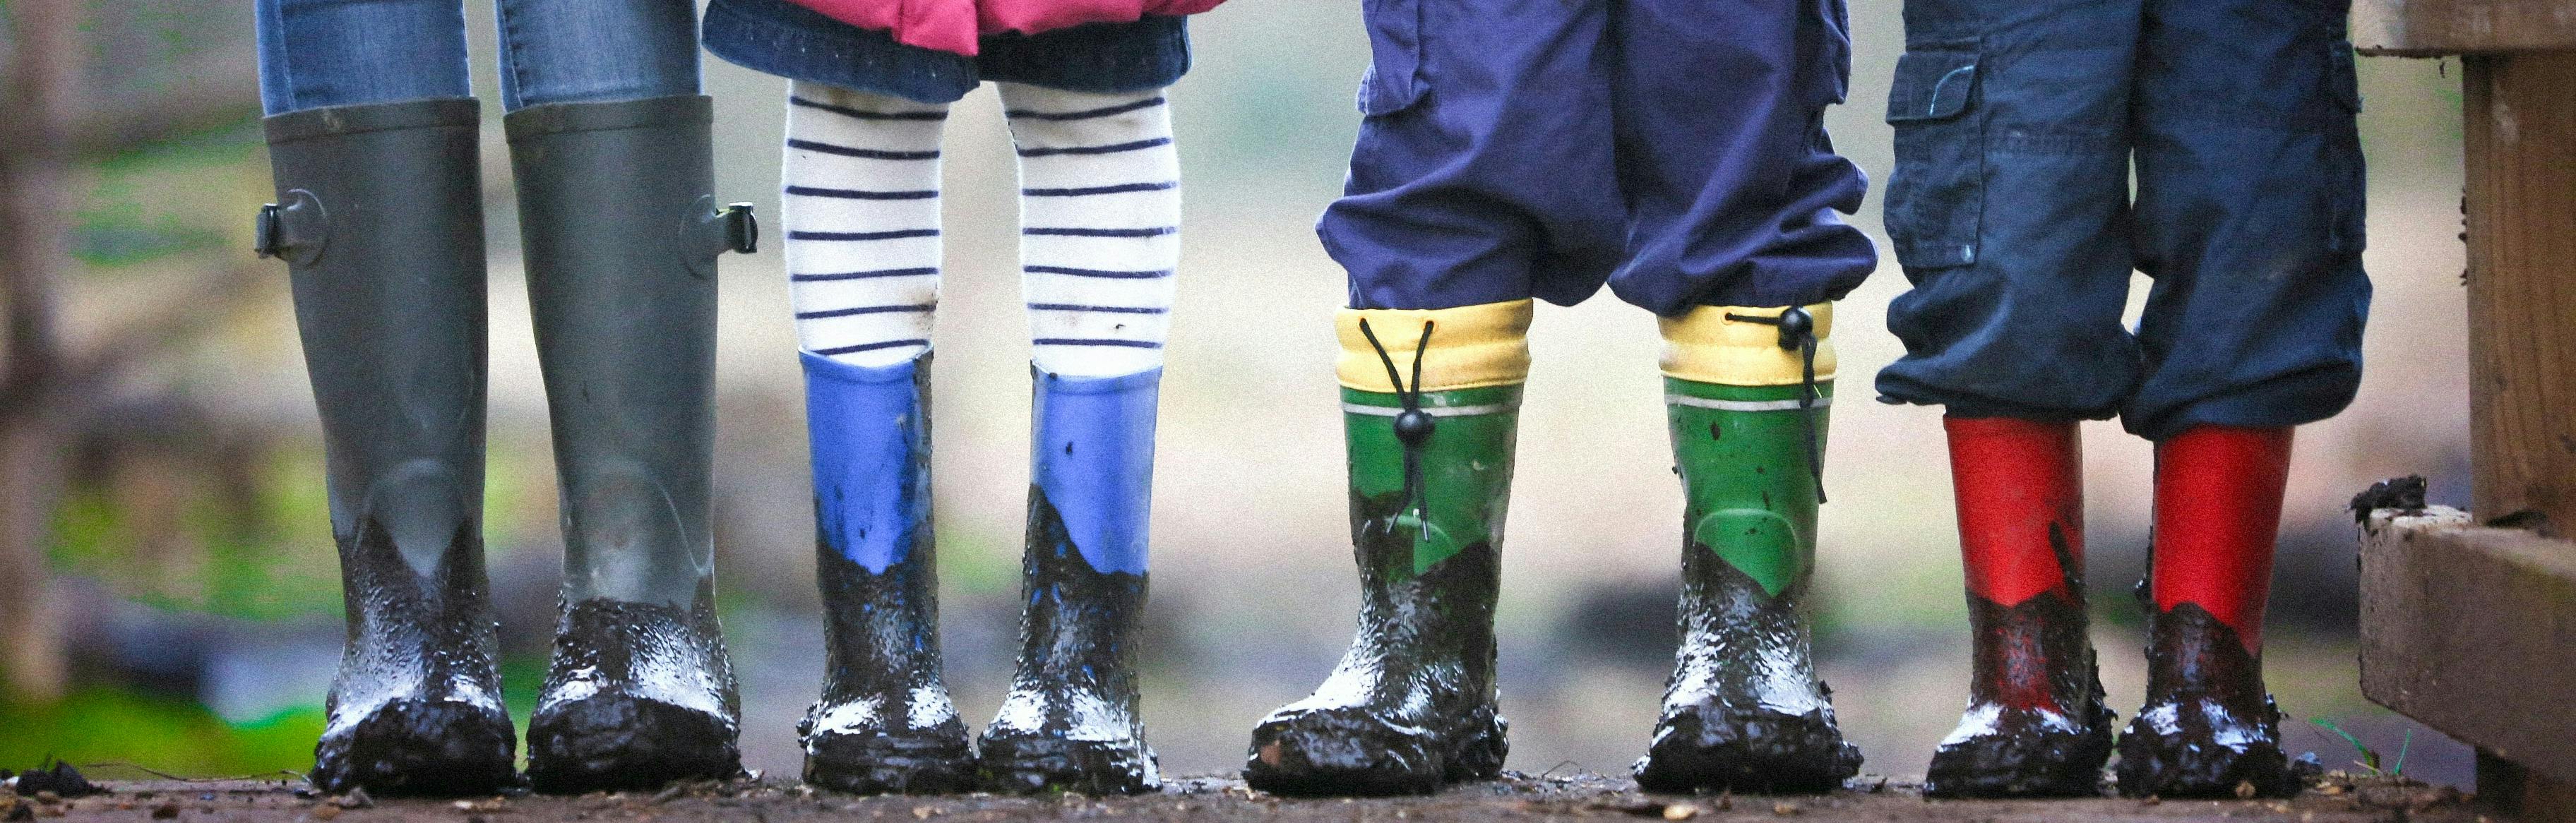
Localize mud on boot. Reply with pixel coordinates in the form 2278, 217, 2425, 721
798, 353, 977, 795
1629, 560, 1859, 795
2115, 603, 2294, 799
312, 522, 518, 797
1922, 597, 2116, 798
526, 596, 744, 793
801, 548, 977, 797
979, 483, 1162, 795
1243, 540, 1510, 797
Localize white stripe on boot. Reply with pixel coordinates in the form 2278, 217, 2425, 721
999, 83, 1181, 379
783, 82, 950, 367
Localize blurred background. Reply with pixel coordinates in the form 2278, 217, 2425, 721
0, 0, 2480, 789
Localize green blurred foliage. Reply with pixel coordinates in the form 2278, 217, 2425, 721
0, 690, 323, 778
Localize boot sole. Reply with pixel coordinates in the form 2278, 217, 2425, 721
805, 729, 979, 795
526, 694, 742, 793
977, 735, 1159, 795
312, 698, 516, 797
1242, 707, 1507, 797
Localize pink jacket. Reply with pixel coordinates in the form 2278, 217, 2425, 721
793, 0, 1226, 57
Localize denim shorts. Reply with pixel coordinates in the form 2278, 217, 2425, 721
702, 0, 1193, 104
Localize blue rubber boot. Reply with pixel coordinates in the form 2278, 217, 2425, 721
797, 351, 977, 794
979, 368, 1164, 794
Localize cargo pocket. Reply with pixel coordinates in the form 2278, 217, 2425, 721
1883, 45, 1984, 270
1355, 0, 1426, 116
2324, 40, 2365, 255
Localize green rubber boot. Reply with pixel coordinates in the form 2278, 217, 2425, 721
1632, 377, 1861, 793
1243, 383, 1518, 795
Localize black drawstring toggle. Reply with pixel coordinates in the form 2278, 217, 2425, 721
1722, 306, 1828, 504
1358, 318, 1437, 525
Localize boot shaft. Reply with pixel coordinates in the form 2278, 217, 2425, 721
1011, 368, 1161, 687
505, 95, 753, 607
804, 352, 950, 702
263, 99, 489, 578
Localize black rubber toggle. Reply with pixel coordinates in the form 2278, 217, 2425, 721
1393, 409, 1435, 446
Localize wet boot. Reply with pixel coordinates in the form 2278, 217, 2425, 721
2117, 426, 2296, 799
261, 99, 516, 797
509, 95, 758, 793
1244, 303, 1527, 796
1921, 417, 2113, 798
799, 352, 976, 794
979, 368, 1166, 794
1634, 305, 1861, 795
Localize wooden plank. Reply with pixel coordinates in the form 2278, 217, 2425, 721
2463, 52, 2576, 534
2354, 0, 2576, 55
2359, 508, 2576, 786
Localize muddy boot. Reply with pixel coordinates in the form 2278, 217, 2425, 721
1244, 304, 1527, 796
262, 99, 516, 797
1921, 418, 2113, 798
2117, 426, 2296, 799
509, 95, 758, 794
799, 352, 977, 794
977, 368, 1165, 795
1633, 305, 1860, 795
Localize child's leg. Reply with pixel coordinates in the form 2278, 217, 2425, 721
974, 82, 1179, 795
2113, 0, 2363, 799
781, 82, 977, 796
1605, 0, 1876, 794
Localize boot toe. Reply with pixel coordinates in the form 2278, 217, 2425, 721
976, 733, 1159, 795
1921, 708, 2113, 798
804, 724, 977, 795
2114, 706, 2294, 799
527, 693, 743, 793
1242, 706, 1501, 797
1633, 704, 1860, 794
313, 697, 516, 797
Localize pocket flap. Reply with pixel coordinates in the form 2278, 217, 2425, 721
1885, 49, 1979, 124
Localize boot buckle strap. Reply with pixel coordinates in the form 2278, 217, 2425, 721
680, 197, 757, 277
254, 189, 328, 265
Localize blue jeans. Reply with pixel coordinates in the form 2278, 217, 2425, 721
1871, 0, 2368, 440
255, 0, 702, 116
1322, 0, 1878, 315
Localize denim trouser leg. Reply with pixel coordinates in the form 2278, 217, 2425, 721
256, 0, 702, 116
2124, 0, 2366, 439
1874, 0, 2366, 437
256, 0, 473, 116
495, 0, 703, 109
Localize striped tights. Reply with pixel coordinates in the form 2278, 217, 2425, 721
781, 80, 1180, 378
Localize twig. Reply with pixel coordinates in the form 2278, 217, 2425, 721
76, 762, 306, 783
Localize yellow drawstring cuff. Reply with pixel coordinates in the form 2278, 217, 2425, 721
1659, 303, 1837, 386
1337, 300, 1534, 393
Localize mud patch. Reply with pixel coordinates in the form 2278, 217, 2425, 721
804, 538, 973, 795
977, 488, 1155, 795
525, 595, 741, 794
2117, 603, 2294, 798
1634, 552, 1856, 794
1923, 590, 2114, 798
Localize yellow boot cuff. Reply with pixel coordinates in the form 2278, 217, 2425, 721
1659, 303, 1837, 386
1337, 300, 1534, 392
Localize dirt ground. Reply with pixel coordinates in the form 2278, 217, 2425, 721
1, 770, 2483, 823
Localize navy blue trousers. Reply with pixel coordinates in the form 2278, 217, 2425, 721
1872, 0, 2369, 440
1324, 0, 1878, 316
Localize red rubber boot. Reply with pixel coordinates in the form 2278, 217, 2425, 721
2117, 425, 2296, 798
1923, 417, 2114, 797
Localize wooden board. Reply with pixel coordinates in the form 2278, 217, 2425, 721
2359, 507, 2576, 786
2463, 52, 2576, 532
2354, 0, 2576, 55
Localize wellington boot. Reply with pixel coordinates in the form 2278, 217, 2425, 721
799, 352, 975, 795
262, 98, 515, 798
1633, 378, 1859, 795
1924, 417, 2113, 798
1245, 384, 1518, 796
508, 95, 756, 793
980, 369, 1164, 795
2117, 426, 2296, 799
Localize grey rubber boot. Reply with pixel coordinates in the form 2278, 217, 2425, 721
259, 98, 516, 797
506, 95, 758, 793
